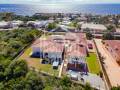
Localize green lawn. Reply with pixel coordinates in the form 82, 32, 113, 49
86, 53, 101, 74
19, 47, 59, 76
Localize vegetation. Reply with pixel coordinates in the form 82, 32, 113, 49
86, 32, 93, 40
111, 86, 120, 90
102, 32, 114, 40
0, 59, 44, 90
0, 12, 50, 21
68, 21, 78, 27
107, 25, 116, 32
46, 23, 57, 30
0, 29, 43, 60
84, 83, 93, 90
86, 53, 101, 74
44, 76, 83, 90
0, 29, 45, 89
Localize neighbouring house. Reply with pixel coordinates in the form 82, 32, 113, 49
27, 21, 46, 28
62, 17, 71, 21
51, 25, 75, 32
76, 17, 87, 22
67, 43, 88, 73
61, 21, 71, 26
103, 40, 120, 65
81, 23, 107, 33
63, 33, 88, 73
11, 20, 24, 28
27, 20, 53, 28
51, 25, 69, 32
0, 21, 12, 29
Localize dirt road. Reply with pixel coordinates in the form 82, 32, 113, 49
95, 39, 120, 87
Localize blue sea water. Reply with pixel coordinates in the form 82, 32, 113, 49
0, 4, 120, 15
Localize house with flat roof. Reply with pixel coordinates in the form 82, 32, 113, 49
81, 23, 107, 33
103, 40, 120, 65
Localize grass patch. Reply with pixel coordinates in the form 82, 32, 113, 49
86, 53, 101, 74
19, 47, 59, 76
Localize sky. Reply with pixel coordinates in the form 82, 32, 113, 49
0, 0, 120, 4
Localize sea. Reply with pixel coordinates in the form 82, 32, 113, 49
0, 4, 120, 16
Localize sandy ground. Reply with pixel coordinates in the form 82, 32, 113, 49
95, 39, 120, 87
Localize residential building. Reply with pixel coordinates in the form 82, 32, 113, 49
11, 20, 24, 28
0, 21, 12, 29
31, 38, 64, 65
61, 21, 71, 25
27, 20, 53, 28
67, 44, 88, 72
81, 23, 107, 33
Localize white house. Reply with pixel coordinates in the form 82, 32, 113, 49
61, 21, 71, 26
0, 21, 11, 29
27, 20, 54, 28
31, 39, 64, 64
11, 20, 23, 28
81, 23, 107, 33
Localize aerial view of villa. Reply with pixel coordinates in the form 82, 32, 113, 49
1, 0, 120, 90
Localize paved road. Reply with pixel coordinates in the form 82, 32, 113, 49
95, 39, 120, 87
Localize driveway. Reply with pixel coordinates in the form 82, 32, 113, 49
95, 39, 120, 86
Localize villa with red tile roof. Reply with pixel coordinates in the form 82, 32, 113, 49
66, 42, 88, 72
31, 38, 64, 65
103, 40, 120, 65
31, 32, 88, 70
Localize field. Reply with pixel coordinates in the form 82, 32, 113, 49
86, 53, 101, 74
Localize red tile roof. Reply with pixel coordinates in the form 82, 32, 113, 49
32, 33, 87, 55
67, 43, 87, 57
32, 39, 64, 53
